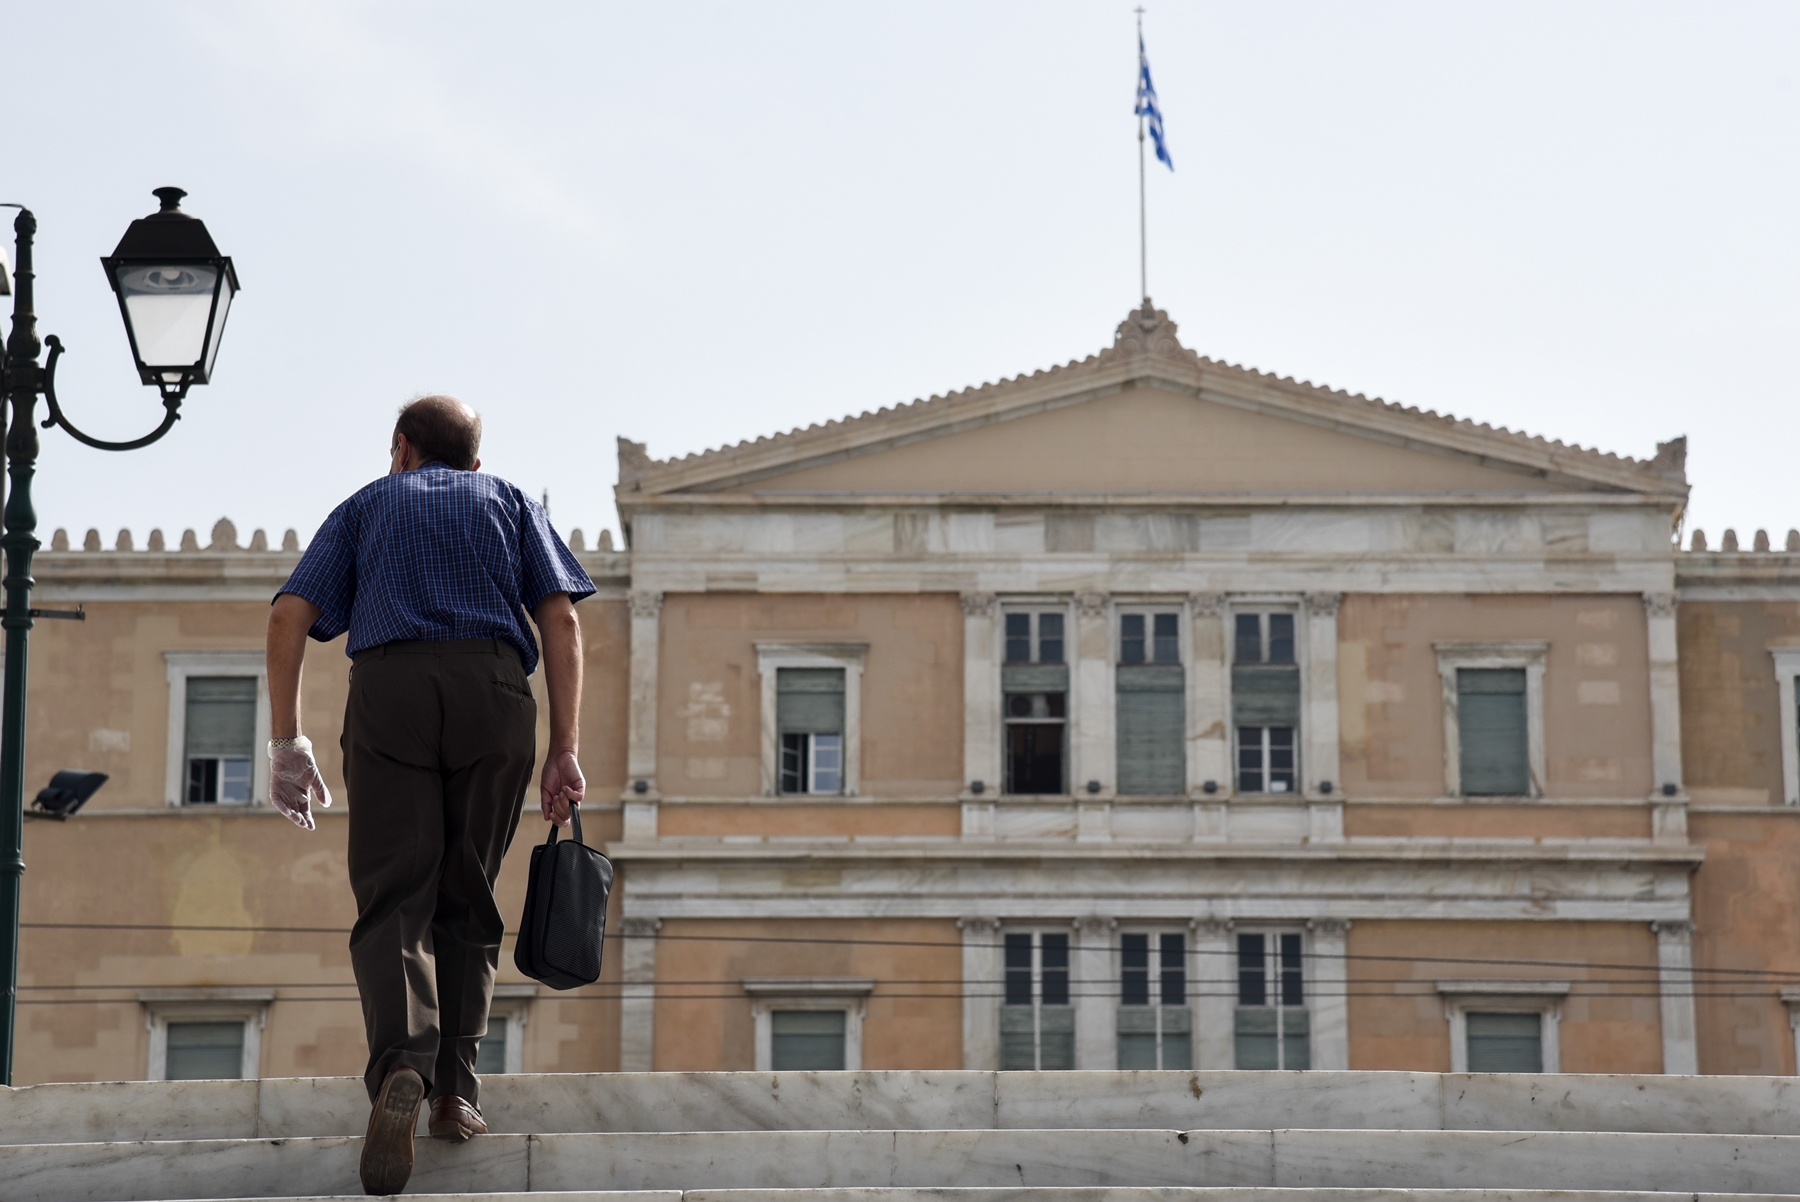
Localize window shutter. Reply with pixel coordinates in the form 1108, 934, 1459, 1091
1281, 1007, 1312, 1070
1234, 1008, 1279, 1069
1037, 1006, 1076, 1070
474, 1016, 508, 1075
1002, 663, 1069, 693
1159, 1005, 1193, 1070
1232, 665, 1300, 726
184, 677, 258, 759
165, 1021, 245, 1081
1116, 1007, 1158, 1070
770, 1010, 846, 1070
1465, 1011, 1542, 1072
777, 668, 845, 735
1458, 668, 1528, 795
1117, 664, 1185, 795
998, 1008, 1037, 1070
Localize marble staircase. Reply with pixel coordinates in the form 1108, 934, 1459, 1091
4, 1070, 1799, 1202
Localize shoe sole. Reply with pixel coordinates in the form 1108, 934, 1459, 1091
361, 1070, 425, 1196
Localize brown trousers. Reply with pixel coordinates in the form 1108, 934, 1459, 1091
342, 638, 536, 1105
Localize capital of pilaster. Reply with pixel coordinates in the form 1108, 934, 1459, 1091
620, 916, 664, 938
1072, 915, 1114, 936
1075, 591, 1109, 619
1188, 592, 1227, 617
1307, 917, 1354, 937
956, 916, 1002, 934
1304, 592, 1343, 617
961, 592, 997, 618
1190, 917, 1234, 938
629, 590, 665, 619
1651, 919, 1695, 940
1643, 592, 1679, 620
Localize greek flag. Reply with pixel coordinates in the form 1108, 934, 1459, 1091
1135, 35, 1173, 170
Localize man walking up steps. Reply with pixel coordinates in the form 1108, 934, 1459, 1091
264, 395, 594, 1195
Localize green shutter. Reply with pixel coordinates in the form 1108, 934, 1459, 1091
770, 1010, 846, 1070
1465, 1011, 1542, 1072
1002, 664, 1070, 693
777, 668, 845, 735
1282, 1007, 1311, 1070
185, 677, 257, 759
1232, 665, 1300, 726
1117, 1007, 1158, 1069
999, 1008, 1037, 1070
474, 1016, 508, 1075
1458, 668, 1528, 795
1234, 1008, 1279, 1069
1117, 664, 1185, 795
165, 1021, 244, 1081
1160, 1005, 1193, 1070
1038, 1007, 1075, 1070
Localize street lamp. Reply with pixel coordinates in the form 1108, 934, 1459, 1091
0, 190, 238, 1083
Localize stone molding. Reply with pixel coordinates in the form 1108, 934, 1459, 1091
1303, 592, 1343, 616
1188, 592, 1227, 617
629, 590, 665, 618
1307, 918, 1353, 937
1652, 919, 1696, 939
961, 592, 998, 617
1075, 591, 1110, 618
1643, 592, 1679, 619
1190, 917, 1234, 937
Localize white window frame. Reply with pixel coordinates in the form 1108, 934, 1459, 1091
1233, 925, 1311, 1070
1000, 926, 1076, 1070
164, 650, 271, 808
1226, 601, 1305, 798
1116, 927, 1192, 1069
1434, 642, 1549, 799
1780, 988, 1800, 1072
482, 983, 536, 1075
1438, 980, 1569, 1073
1115, 606, 1186, 667
999, 603, 1075, 798
755, 643, 866, 798
742, 977, 872, 1071
140, 989, 270, 1081
1771, 649, 1800, 807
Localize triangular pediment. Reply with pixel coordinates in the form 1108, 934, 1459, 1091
617, 304, 1688, 507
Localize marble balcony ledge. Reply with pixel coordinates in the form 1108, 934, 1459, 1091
629, 489, 1677, 509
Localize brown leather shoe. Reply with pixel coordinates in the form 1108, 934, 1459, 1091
428, 1094, 488, 1142
360, 1066, 425, 1196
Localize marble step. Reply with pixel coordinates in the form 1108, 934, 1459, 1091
10, 1128, 1800, 1202
102, 1191, 1800, 1202
6, 1071, 1800, 1146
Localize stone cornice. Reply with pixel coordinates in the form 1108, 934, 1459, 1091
622, 490, 1681, 513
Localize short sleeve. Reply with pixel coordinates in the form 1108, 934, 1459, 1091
518, 494, 595, 611
277, 500, 360, 641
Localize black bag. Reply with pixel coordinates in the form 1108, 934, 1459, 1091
513, 802, 614, 989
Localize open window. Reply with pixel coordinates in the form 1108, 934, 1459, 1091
1232, 611, 1299, 794
163, 651, 271, 808
755, 643, 866, 797
1117, 930, 1191, 1069
1117, 609, 1185, 796
1000, 929, 1074, 1069
1003, 609, 1069, 795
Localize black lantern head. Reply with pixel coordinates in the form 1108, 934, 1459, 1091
101, 187, 239, 400
32, 769, 108, 818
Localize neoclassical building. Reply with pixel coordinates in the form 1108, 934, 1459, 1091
12, 303, 1800, 1084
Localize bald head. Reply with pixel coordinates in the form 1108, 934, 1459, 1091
394, 395, 482, 471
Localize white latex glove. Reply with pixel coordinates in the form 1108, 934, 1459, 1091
268, 736, 332, 831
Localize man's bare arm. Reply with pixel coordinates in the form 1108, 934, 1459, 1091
267, 593, 323, 739
533, 591, 585, 826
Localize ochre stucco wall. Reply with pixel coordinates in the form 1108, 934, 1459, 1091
1344, 803, 1652, 840
1678, 600, 1800, 803
1346, 920, 1664, 1073
651, 918, 962, 1071
656, 593, 963, 801
658, 803, 961, 838
1687, 811, 1800, 1074
1338, 593, 1653, 803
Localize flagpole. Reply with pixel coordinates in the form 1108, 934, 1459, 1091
1136, 7, 1148, 303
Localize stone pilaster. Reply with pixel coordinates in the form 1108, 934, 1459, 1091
958, 917, 1002, 1069
1072, 592, 1114, 797
625, 591, 664, 800
961, 593, 1000, 800
618, 915, 662, 1072
1187, 593, 1230, 797
1073, 915, 1115, 1069
1307, 918, 1352, 1070
1653, 919, 1699, 1074
1303, 592, 1342, 799
1191, 917, 1235, 1068
1644, 593, 1686, 800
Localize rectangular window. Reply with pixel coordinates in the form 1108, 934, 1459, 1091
1232, 612, 1299, 794
1005, 611, 1065, 665
184, 677, 257, 805
474, 1016, 509, 1076
777, 668, 845, 795
771, 1010, 847, 1070
1234, 931, 1309, 1069
1000, 931, 1074, 1070
1118, 611, 1186, 796
1465, 1011, 1543, 1073
1457, 668, 1528, 796
165, 1020, 246, 1081
1118, 932, 1191, 1069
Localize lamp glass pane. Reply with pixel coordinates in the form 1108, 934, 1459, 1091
116, 264, 217, 369
202, 276, 234, 377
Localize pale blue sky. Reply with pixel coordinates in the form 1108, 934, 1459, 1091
9, 2, 1796, 547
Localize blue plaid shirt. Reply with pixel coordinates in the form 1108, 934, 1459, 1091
278, 465, 594, 673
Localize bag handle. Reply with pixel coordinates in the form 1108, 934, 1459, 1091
542, 801, 585, 846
